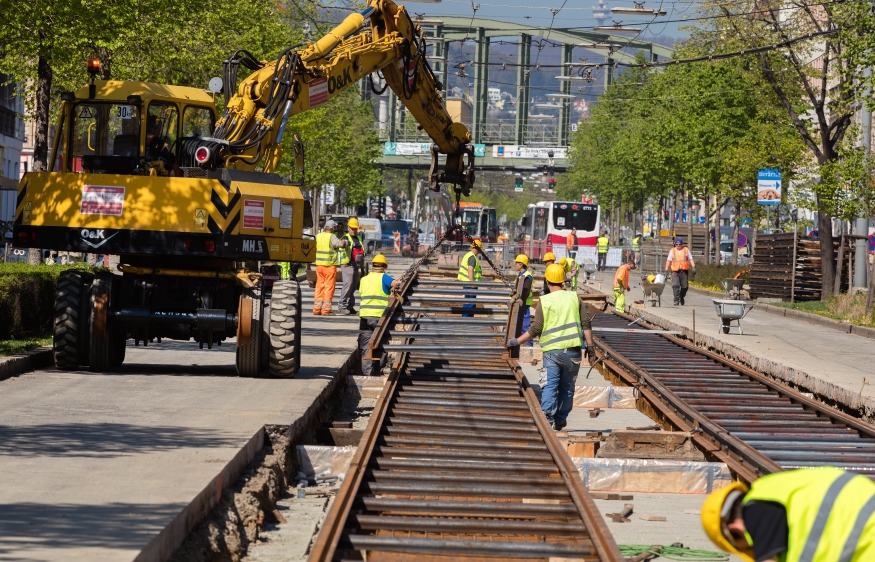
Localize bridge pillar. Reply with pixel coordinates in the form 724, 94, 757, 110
388, 90, 397, 142
558, 44, 573, 146
472, 27, 489, 144
514, 34, 531, 145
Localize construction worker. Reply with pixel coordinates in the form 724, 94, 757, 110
702, 467, 875, 562
458, 240, 482, 317
632, 232, 642, 267
540, 252, 557, 296
339, 217, 366, 315
665, 237, 696, 306
566, 228, 578, 261
597, 231, 609, 271
313, 220, 348, 315
358, 254, 401, 376
560, 257, 579, 291
513, 254, 534, 344
278, 261, 291, 280
506, 263, 595, 431
613, 261, 636, 313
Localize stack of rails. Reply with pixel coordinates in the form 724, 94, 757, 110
311, 273, 622, 561
592, 313, 875, 483
749, 233, 850, 301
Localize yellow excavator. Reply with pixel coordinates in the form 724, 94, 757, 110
12, 0, 474, 377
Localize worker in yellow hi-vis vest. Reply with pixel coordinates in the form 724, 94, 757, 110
702, 467, 875, 562
506, 263, 595, 431
358, 254, 400, 376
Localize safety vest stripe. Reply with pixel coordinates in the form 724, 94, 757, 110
838, 493, 875, 562
799, 472, 858, 562
316, 251, 335, 256
541, 321, 580, 337
360, 304, 388, 309
545, 333, 584, 345
362, 295, 389, 302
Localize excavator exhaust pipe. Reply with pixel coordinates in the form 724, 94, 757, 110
428, 144, 475, 197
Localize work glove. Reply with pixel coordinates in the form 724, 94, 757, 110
586, 346, 597, 363
692, 268, 697, 276
506, 337, 519, 348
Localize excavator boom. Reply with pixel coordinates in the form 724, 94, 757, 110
184, 0, 475, 196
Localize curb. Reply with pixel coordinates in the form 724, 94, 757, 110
0, 347, 53, 381
756, 302, 875, 340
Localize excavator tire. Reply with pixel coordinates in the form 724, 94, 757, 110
268, 280, 301, 378
89, 272, 114, 372
53, 270, 94, 370
236, 286, 262, 377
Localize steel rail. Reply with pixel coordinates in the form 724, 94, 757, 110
309, 272, 623, 561
591, 311, 875, 482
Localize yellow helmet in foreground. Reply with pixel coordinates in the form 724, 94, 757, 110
371, 254, 388, 266
515, 254, 529, 266
544, 263, 566, 284
701, 482, 753, 562
543, 252, 557, 263
471, 239, 483, 249
347, 217, 359, 228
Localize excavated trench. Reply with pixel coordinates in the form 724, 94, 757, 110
170, 351, 384, 562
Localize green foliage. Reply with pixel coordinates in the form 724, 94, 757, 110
773, 293, 875, 328
0, 263, 100, 340
0, 334, 52, 358
279, 88, 382, 207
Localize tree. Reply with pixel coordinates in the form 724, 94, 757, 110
685, 0, 875, 297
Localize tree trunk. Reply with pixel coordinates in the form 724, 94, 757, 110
817, 199, 836, 300
834, 228, 845, 295
704, 192, 711, 265
32, 56, 53, 172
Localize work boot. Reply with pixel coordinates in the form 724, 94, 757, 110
673, 300, 679, 306
553, 420, 567, 431
680, 298, 685, 306
312, 310, 322, 315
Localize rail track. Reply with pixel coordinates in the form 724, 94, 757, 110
310, 273, 622, 561
592, 312, 875, 483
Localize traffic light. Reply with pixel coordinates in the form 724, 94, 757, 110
548, 169, 555, 190
514, 175, 523, 189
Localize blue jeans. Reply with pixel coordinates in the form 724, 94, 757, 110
462, 285, 476, 317
540, 347, 581, 426
521, 306, 532, 346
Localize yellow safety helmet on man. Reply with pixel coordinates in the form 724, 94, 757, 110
347, 217, 359, 229
543, 252, 556, 263
701, 482, 752, 562
471, 239, 482, 249
371, 253, 387, 266
544, 263, 566, 284
515, 254, 529, 266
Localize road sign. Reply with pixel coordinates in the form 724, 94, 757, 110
757, 169, 781, 205
699, 216, 706, 225
738, 232, 748, 248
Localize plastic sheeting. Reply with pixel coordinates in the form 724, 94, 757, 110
347, 375, 387, 398
572, 457, 732, 495
572, 385, 636, 409
297, 445, 357, 479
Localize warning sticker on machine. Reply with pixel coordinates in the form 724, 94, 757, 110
309, 77, 328, 108
80, 185, 125, 216
243, 200, 265, 229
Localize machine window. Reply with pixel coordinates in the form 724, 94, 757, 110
146, 102, 179, 156
182, 107, 215, 138
70, 102, 140, 173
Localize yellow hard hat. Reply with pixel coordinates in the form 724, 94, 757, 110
560, 257, 568, 267
471, 239, 483, 249
371, 254, 388, 266
701, 481, 753, 562
545, 263, 566, 284
347, 217, 359, 228
647, 274, 656, 283
543, 252, 556, 263
515, 254, 529, 266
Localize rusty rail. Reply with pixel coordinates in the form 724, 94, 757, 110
310, 272, 623, 561
592, 312, 875, 482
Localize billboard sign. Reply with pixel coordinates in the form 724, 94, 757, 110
757, 169, 781, 205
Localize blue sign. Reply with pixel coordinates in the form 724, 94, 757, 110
738, 232, 748, 248
757, 169, 782, 205
699, 216, 706, 225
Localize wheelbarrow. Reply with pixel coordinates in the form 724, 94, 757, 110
712, 299, 756, 335
641, 281, 666, 307
582, 261, 597, 283
723, 278, 746, 300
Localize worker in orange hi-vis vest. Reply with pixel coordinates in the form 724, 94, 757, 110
613, 261, 636, 313
665, 237, 696, 306
566, 228, 577, 260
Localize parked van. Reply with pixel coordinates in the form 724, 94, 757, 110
356, 217, 382, 253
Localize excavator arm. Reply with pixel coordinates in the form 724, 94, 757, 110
183, 0, 474, 196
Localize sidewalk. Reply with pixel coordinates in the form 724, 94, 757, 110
583, 270, 875, 421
